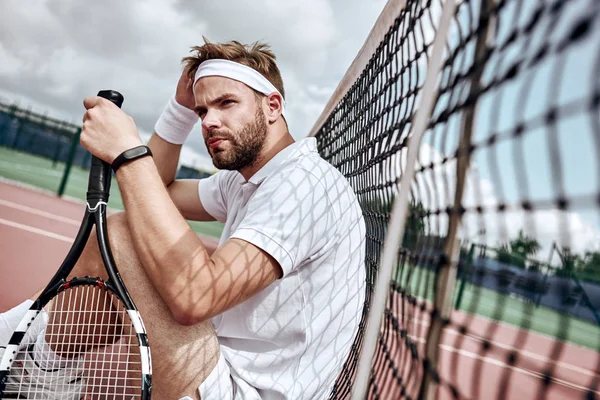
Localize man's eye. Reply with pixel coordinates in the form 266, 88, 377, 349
222, 99, 234, 106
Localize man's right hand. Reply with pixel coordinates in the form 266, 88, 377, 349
174, 68, 196, 111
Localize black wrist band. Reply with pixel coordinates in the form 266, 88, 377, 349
111, 145, 153, 172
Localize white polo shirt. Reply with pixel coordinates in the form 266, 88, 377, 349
197, 137, 366, 400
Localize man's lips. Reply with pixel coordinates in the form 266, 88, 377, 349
207, 138, 227, 149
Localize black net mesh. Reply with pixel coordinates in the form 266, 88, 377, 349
317, 0, 600, 398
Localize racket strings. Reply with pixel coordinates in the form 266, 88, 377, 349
4, 285, 144, 399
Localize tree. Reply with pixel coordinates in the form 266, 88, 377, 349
556, 246, 584, 277
583, 251, 600, 274
496, 231, 541, 269
402, 200, 426, 250
496, 243, 513, 264
510, 230, 541, 266
576, 250, 600, 283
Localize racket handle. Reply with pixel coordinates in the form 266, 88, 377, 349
86, 90, 124, 204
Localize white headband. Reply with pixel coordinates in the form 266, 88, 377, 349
194, 59, 286, 118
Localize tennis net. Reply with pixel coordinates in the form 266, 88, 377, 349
312, 0, 600, 398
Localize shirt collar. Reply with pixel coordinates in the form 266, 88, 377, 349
245, 137, 317, 185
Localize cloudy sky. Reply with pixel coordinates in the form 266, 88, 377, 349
0, 0, 387, 171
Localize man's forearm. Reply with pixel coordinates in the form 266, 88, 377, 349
147, 133, 182, 187
115, 156, 213, 322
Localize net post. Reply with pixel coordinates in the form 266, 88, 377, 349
57, 127, 81, 196
454, 243, 475, 310
350, 1, 458, 398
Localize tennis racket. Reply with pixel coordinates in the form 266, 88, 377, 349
0, 90, 152, 399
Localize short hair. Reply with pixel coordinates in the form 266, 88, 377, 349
182, 37, 285, 99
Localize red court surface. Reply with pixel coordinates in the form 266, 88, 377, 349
1, 179, 599, 399
372, 298, 600, 399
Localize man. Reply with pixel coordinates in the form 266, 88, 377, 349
0, 39, 366, 399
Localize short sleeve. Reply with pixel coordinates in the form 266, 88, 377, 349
198, 170, 240, 223
230, 167, 333, 277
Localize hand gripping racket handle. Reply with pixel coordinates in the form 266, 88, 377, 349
86, 90, 124, 205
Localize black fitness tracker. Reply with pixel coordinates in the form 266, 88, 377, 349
111, 145, 153, 172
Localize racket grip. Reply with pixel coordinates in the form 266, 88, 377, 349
87, 90, 124, 204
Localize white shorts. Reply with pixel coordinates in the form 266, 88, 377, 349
179, 351, 262, 400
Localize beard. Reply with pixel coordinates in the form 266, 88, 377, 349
207, 107, 268, 170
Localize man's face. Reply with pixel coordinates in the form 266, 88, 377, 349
194, 76, 268, 170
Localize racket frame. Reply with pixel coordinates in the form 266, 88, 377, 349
0, 90, 152, 399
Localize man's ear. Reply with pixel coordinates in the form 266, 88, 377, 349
265, 92, 284, 123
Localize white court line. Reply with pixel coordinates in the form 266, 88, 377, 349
439, 343, 600, 395
446, 327, 599, 378
0, 161, 89, 182
0, 199, 80, 226
0, 218, 73, 243
406, 335, 599, 394
405, 312, 600, 378
0, 160, 63, 177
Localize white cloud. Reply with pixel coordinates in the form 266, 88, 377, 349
407, 142, 600, 260
459, 166, 600, 258
172, 0, 338, 78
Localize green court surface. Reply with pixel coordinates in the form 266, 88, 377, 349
0, 146, 224, 238
456, 283, 600, 350
397, 263, 600, 350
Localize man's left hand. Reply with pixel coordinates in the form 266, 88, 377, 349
81, 96, 143, 164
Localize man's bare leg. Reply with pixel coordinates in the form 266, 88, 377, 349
45, 212, 219, 399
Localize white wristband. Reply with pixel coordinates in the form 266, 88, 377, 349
154, 95, 198, 145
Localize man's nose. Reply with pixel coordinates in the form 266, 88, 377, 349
201, 109, 222, 130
